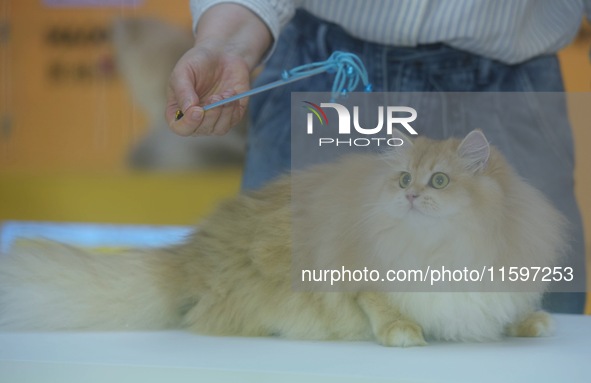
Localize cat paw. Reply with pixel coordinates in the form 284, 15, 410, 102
376, 320, 427, 347
507, 311, 553, 337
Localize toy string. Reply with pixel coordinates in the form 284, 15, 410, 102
175, 51, 372, 119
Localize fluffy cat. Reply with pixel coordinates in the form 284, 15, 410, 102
0, 130, 567, 346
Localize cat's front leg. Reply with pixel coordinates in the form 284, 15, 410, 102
506, 311, 554, 337
356, 292, 427, 347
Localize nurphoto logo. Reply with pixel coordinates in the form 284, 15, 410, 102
303, 102, 418, 147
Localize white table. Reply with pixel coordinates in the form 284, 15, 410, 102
0, 314, 589, 383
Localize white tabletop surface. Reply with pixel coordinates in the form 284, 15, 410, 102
0, 314, 589, 383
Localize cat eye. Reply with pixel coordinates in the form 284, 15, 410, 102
399, 172, 412, 188
429, 172, 450, 189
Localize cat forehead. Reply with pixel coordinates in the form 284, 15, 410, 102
406, 139, 459, 171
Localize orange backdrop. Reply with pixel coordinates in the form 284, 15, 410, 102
0, 0, 191, 172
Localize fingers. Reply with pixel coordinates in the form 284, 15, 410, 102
166, 98, 205, 137
165, 47, 250, 136
206, 91, 244, 136
167, 91, 245, 136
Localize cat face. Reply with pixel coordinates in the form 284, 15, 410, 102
382, 130, 491, 221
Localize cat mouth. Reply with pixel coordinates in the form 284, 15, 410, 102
407, 203, 430, 217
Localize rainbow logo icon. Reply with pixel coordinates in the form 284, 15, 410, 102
302, 101, 329, 125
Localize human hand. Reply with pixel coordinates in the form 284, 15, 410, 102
165, 4, 272, 137
166, 44, 250, 136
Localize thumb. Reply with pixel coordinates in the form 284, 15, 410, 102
166, 85, 204, 136
170, 70, 200, 113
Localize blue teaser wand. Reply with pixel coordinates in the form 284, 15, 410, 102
175, 51, 372, 120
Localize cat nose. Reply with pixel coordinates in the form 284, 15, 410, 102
406, 192, 419, 202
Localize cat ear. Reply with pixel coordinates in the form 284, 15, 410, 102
391, 127, 414, 149
457, 130, 490, 172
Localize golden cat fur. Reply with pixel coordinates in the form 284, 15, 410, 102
0, 130, 567, 346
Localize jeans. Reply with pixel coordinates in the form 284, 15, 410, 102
244, 10, 587, 314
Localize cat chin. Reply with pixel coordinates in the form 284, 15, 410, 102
403, 209, 434, 223
402, 207, 456, 223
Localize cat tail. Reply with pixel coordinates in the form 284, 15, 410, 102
0, 239, 184, 331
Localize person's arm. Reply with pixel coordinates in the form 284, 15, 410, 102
166, 3, 273, 136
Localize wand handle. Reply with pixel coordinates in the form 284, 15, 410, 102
202, 67, 327, 111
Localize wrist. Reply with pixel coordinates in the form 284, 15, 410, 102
195, 3, 272, 70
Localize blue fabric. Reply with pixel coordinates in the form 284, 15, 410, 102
244, 10, 586, 314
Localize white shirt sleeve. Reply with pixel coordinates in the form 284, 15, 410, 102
189, 0, 296, 47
